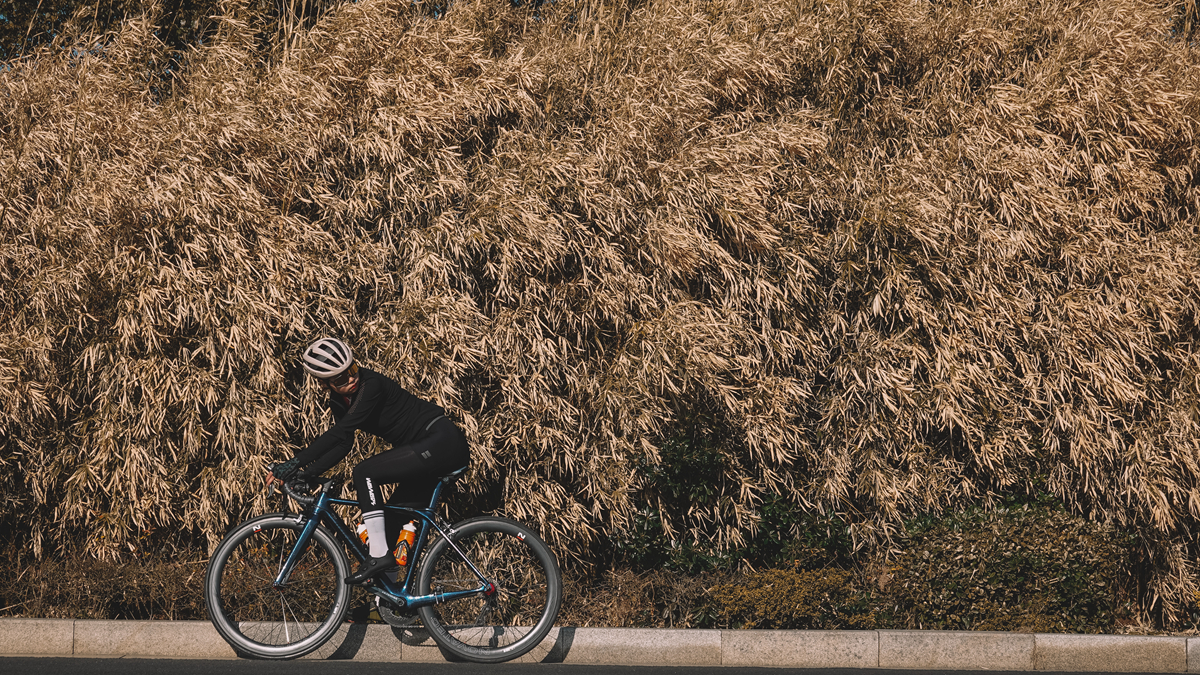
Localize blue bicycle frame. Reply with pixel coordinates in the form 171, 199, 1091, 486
273, 478, 492, 611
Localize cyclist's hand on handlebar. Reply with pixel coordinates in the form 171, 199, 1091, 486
270, 457, 302, 482
265, 458, 304, 495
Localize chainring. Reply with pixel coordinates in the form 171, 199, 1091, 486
375, 595, 419, 627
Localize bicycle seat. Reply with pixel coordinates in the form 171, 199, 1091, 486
440, 466, 468, 485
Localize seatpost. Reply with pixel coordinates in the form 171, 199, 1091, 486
428, 478, 448, 512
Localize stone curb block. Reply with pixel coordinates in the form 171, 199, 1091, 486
1187, 638, 1200, 674
723, 629, 877, 669
301, 624, 399, 661
881, 630, 1035, 671
1035, 634, 1187, 673
73, 619, 236, 659
558, 627, 722, 666
386, 625, 566, 663
0, 618, 73, 656
2, 617, 1198, 670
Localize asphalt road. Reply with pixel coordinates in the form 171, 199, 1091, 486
0, 660, 1189, 675
4, 661, 786, 675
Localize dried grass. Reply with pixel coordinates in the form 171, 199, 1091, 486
1, 0, 1198, 619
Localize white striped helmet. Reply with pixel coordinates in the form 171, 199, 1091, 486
302, 338, 354, 378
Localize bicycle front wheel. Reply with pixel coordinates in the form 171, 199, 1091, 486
204, 514, 351, 659
417, 516, 562, 663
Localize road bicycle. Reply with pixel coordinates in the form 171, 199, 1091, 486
203, 467, 562, 662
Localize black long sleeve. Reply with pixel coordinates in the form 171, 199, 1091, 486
290, 367, 445, 477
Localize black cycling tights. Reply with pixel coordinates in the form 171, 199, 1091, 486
352, 417, 470, 525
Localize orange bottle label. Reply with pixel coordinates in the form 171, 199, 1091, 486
394, 523, 416, 566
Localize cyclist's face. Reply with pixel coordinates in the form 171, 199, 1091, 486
322, 368, 359, 394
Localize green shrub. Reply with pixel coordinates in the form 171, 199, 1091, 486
560, 568, 731, 628
711, 568, 874, 629
613, 416, 855, 575
881, 505, 1135, 632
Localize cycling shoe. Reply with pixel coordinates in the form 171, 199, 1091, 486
345, 555, 398, 585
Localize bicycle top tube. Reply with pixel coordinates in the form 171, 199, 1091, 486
322, 496, 442, 524
312, 464, 465, 518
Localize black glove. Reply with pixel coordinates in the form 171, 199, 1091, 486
271, 457, 303, 481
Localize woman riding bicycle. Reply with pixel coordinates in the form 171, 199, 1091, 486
267, 337, 470, 584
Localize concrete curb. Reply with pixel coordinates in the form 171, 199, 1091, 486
1, 618, 1197, 670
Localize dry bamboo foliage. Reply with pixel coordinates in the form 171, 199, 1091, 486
1, 0, 1198, 617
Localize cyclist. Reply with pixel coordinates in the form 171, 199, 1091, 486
267, 337, 470, 584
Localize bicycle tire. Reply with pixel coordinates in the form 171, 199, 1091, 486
417, 516, 562, 663
204, 514, 351, 659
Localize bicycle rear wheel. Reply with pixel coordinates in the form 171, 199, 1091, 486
204, 514, 351, 659
417, 516, 562, 663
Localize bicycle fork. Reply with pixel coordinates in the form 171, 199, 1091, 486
271, 487, 355, 588
272, 514, 323, 588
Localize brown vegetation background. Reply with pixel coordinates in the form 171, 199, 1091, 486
1, 0, 1198, 619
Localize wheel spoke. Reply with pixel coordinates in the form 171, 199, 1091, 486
473, 602, 493, 626
281, 596, 291, 642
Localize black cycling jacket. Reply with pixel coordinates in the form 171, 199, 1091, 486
292, 367, 445, 477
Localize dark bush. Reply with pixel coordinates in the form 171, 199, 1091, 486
0, 503, 1138, 633
0, 545, 207, 620
711, 567, 874, 629
880, 504, 1135, 632
613, 417, 855, 575
559, 568, 729, 628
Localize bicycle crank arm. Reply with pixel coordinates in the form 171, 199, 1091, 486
361, 584, 408, 608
